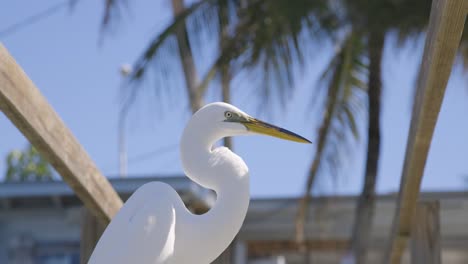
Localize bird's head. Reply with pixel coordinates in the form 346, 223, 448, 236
194, 102, 311, 144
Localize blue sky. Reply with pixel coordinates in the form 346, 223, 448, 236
1, 0, 467, 198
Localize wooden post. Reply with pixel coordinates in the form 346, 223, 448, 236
410, 201, 441, 264
212, 243, 232, 264
0, 44, 123, 223
80, 208, 107, 264
233, 240, 247, 264
383, 1, 467, 263
211, 237, 245, 264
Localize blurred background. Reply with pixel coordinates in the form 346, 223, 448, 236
0, 0, 467, 263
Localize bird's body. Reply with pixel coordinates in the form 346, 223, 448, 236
89, 102, 309, 264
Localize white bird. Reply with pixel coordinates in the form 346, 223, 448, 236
88, 102, 310, 264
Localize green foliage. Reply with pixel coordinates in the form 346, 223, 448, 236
5, 144, 54, 182
223, 0, 336, 107
116, 0, 340, 112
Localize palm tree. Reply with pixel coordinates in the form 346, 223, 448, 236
343, 1, 430, 262
103, 0, 337, 147
112, 0, 336, 107
295, 29, 367, 243
349, 30, 383, 264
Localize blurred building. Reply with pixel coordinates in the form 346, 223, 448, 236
0, 176, 468, 264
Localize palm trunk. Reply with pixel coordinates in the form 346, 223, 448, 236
295, 97, 335, 243
295, 44, 347, 243
349, 30, 384, 264
296, 33, 357, 245
221, 65, 233, 149
171, 0, 203, 113
218, 0, 232, 150
295, 99, 334, 262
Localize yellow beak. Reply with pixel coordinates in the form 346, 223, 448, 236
242, 117, 311, 144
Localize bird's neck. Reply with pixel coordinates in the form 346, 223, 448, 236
179, 121, 250, 262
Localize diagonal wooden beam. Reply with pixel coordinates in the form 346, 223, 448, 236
0, 44, 122, 223
383, 1, 467, 263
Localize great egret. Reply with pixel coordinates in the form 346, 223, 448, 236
89, 102, 310, 264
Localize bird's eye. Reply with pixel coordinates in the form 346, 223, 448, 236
224, 111, 233, 118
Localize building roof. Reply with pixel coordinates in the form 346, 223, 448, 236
1, 176, 468, 249
0, 176, 214, 210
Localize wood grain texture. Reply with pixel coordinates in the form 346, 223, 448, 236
0, 44, 122, 223
410, 201, 441, 264
383, 0, 466, 263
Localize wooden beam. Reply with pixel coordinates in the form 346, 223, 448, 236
410, 201, 441, 264
383, 1, 467, 263
0, 44, 122, 223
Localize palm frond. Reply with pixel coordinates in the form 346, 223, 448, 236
119, 0, 339, 116
229, 0, 336, 109
119, 0, 219, 112
101, 0, 130, 32
295, 30, 367, 243
130, 0, 215, 81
